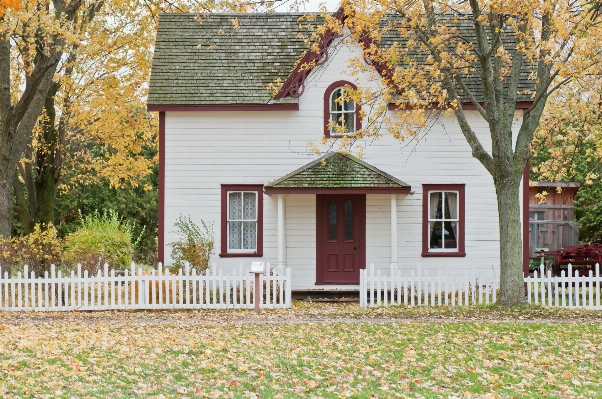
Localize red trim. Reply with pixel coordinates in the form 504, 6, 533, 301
274, 9, 345, 100
421, 184, 466, 257
264, 187, 410, 195
523, 161, 530, 278
323, 81, 362, 138
219, 184, 264, 258
147, 104, 298, 112
421, 252, 466, 258
388, 101, 533, 111
158, 112, 165, 265
219, 253, 263, 258
360, 35, 395, 85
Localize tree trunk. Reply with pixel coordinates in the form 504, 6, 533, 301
0, 68, 56, 238
495, 173, 526, 305
12, 172, 34, 234
0, 169, 12, 238
35, 82, 60, 226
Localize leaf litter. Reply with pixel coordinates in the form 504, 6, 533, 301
0, 302, 601, 397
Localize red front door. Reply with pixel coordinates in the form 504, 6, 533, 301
316, 194, 366, 284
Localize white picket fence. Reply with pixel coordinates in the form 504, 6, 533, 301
361, 263, 602, 309
360, 263, 499, 308
0, 262, 292, 311
525, 264, 602, 310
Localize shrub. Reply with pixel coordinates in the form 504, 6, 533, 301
63, 210, 140, 274
0, 223, 63, 277
169, 216, 214, 273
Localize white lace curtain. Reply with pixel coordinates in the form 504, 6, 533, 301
446, 192, 458, 245
228, 192, 257, 250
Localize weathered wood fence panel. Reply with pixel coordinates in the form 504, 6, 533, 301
0, 262, 292, 311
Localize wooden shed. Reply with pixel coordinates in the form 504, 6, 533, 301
528, 182, 580, 257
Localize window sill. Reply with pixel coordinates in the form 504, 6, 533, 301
325, 134, 357, 139
219, 253, 263, 258
421, 252, 466, 258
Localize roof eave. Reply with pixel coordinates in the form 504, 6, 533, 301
264, 187, 411, 195
147, 103, 299, 112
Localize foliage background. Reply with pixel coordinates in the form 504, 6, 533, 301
531, 80, 602, 244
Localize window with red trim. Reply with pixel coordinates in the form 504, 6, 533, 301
422, 184, 466, 257
220, 185, 263, 257
324, 80, 361, 138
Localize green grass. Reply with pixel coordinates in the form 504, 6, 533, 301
0, 304, 601, 397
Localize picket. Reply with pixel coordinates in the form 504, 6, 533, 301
360, 262, 602, 309
0, 262, 292, 311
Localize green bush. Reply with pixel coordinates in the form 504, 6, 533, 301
63, 210, 141, 273
169, 216, 214, 273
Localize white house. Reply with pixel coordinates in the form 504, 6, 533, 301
148, 12, 531, 292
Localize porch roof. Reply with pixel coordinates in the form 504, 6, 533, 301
264, 152, 411, 194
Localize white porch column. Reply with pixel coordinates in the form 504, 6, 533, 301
277, 194, 287, 267
390, 194, 398, 268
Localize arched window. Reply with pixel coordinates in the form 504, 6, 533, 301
324, 81, 360, 138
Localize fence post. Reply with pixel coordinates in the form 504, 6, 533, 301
359, 269, 364, 308
568, 264, 573, 307
286, 267, 292, 308
595, 263, 602, 309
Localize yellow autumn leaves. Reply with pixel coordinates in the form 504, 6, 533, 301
0, 308, 601, 397
0, 0, 21, 17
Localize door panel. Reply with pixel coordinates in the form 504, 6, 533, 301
327, 254, 339, 272
316, 194, 366, 284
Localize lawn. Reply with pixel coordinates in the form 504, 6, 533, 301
1, 303, 601, 398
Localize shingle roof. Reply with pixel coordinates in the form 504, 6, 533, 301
148, 13, 320, 105
378, 15, 536, 103
265, 152, 410, 189
148, 13, 536, 106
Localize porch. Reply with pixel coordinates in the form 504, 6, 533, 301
264, 152, 410, 290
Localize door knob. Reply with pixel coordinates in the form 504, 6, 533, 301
354, 246, 357, 250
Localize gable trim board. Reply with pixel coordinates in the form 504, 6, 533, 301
273, 10, 344, 100
151, 12, 534, 289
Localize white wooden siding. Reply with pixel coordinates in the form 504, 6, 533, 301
163, 36, 523, 290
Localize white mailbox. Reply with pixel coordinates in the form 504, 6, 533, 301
250, 261, 266, 274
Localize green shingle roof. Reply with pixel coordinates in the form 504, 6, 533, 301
148, 13, 536, 106
265, 152, 410, 189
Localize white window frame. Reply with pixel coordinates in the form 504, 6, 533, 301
329, 87, 356, 135
227, 191, 258, 253
427, 190, 460, 252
